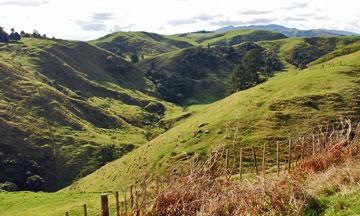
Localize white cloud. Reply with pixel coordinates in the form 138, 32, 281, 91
0, 0, 358, 40
0, 0, 49, 7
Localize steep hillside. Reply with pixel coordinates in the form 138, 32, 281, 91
258, 36, 360, 68
138, 42, 283, 104
137, 36, 360, 105
0, 38, 181, 191
89, 31, 194, 60
216, 24, 359, 38
68, 49, 360, 192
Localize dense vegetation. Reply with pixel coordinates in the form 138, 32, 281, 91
141, 42, 282, 104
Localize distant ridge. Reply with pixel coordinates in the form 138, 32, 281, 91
215, 24, 359, 38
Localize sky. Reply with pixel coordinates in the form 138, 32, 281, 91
0, 0, 359, 41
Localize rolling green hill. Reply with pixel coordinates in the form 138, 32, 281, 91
136, 36, 360, 105
216, 24, 359, 38
90, 30, 286, 61
0, 38, 181, 191
2, 33, 360, 193
138, 42, 283, 104
258, 36, 360, 68
173, 29, 287, 46
67, 48, 360, 192
89, 31, 194, 60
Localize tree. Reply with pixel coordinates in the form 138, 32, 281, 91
230, 63, 260, 92
20, 30, 30, 37
9, 28, 21, 41
0, 27, 10, 43
26, 175, 45, 191
0, 181, 18, 191
32, 30, 41, 38
241, 49, 264, 73
130, 53, 139, 63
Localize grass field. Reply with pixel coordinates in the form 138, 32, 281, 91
0, 191, 120, 216
67, 49, 360, 192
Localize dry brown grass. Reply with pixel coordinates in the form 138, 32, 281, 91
144, 122, 360, 216
149, 173, 310, 216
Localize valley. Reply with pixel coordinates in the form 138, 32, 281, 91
1, 25, 360, 215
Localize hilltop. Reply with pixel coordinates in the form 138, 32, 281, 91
90, 29, 286, 61
216, 24, 359, 38
89, 31, 194, 60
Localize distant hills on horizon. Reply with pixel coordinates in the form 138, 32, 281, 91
214, 24, 359, 38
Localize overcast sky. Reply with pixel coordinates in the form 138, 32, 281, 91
0, 0, 359, 41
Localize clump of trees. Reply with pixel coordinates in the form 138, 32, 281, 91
130, 53, 139, 63
146, 43, 283, 103
229, 46, 283, 93
9, 28, 21, 41
0, 27, 21, 42
0, 26, 57, 43
0, 27, 10, 43
285, 37, 337, 69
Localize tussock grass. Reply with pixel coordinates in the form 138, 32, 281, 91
147, 123, 360, 215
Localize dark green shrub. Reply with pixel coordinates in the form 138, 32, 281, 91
26, 175, 45, 191
0, 27, 10, 43
0, 181, 18, 191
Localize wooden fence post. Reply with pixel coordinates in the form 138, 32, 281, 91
312, 134, 315, 155
288, 139, 292, 173
115, 191, 120, 216
135, 189, 139, 216
101, 194, 109, 216
301, 138, 305, 161
262, 143, 266, 179
239, 148, 243, 181
156, 176, 160, 194
224, 124, 228, 139
232, 128, 238, 166
276, 141, 280, 177
83, 204, 87, 216
123, 191, 127, 214
252, 146, 259, 175
140, 180, 147, 216
65, 211, 69, 216
130, 185, 134, 209
225, 149, 229, 173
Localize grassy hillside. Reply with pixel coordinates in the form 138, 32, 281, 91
137, 36, 360, 105
3, 132, 360, 215
0, 38, 181, 191
258, 36, 360, 68
138, 42, 283, 104
90, 30, 286, 61
68, 48, 360, 192
216, 24, 359, 38
89, 31, 194, 60
0, 192, 108, 216
174, 29, 286, 46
